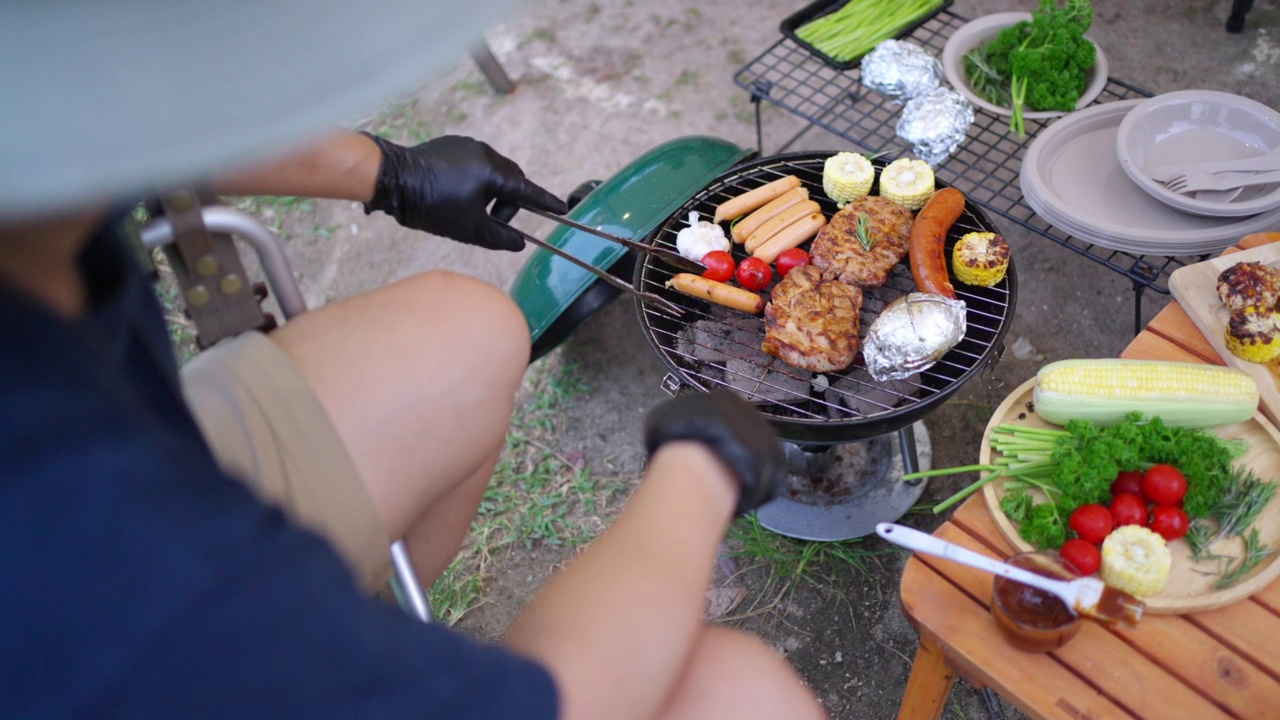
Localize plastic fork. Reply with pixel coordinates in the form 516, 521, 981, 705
1163, 169, 1280, 195
876, 523, 1144, 628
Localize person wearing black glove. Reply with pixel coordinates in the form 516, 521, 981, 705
643, 389, 786, 516
361, 133, 568, 251
505, 390, 824, 719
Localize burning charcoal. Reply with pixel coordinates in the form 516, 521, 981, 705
687, 319, 737, 362
725, 356, 811, 403
826, 371, 921, 419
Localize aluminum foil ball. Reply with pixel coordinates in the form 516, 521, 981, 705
862, 293, 967, 382
860, 40, 943, 101
896, 86, 975, 166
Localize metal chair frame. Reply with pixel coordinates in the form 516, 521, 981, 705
139, 204, 432, 623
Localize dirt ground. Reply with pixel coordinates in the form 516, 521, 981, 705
257, 1, 1280, 717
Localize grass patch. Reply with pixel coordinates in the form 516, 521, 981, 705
725, 514, 890, 615
427, 356, 627, 624
364, 97, 434, 145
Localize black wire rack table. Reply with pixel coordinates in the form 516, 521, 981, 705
733, 8, 1213, 334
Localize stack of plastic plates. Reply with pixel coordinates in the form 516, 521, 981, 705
1020, 97, 1280, 256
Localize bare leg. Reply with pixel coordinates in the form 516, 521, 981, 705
270, 270, 529, 582
657, 626, 827, 720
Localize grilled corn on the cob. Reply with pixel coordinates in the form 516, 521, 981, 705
1100, 526, 1172, 598
878, 158, 935, 210
822, 152, 874, 208
1032, 358, 1259, 428
952, 232, 1010, 287
1225, 305, 1280, 363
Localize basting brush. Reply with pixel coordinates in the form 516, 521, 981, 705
877, 523, 1145, 628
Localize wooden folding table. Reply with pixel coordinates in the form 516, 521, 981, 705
895, 233, 1280, 720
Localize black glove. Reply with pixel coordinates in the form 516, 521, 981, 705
643, 390, 786, 516
361, 133, 567, 252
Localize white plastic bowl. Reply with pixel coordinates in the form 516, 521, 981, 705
941, 12, 1108, 120
1116, 89, 1280, 217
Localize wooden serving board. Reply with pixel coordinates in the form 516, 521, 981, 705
1168, 242, 1280, 430
979, 377, 1280, 614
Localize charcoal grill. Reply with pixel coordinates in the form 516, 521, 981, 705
632, 151, 1017, 539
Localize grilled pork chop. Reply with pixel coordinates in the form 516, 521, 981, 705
762, 265, 863, 373
809, 195, 915, 288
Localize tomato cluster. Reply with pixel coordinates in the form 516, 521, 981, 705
699, 249, 811, 291
1059, 464, 1190, 576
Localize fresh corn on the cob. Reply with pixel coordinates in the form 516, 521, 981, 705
1033, 358, 1259, 428
822, 152, 874, 208
952, 232, 1010, 287
1100, 525, 1172, 598
878, 158, 935, 210
1225, 305, 1280, 363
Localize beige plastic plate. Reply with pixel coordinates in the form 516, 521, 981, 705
979, 376, 1280, 614
1117, 90, 1280, 218
1019, 100, 1280, 255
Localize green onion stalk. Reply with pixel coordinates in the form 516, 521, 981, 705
901, 425, 1062, 514
796, 0, 946, 63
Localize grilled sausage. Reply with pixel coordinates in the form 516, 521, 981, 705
752, 212, 827, 265
713, 175, 802, 224
666, 273, 765, 314
731, 187, 809, 244
908, 187, 965, 299
744, 200, 822, 254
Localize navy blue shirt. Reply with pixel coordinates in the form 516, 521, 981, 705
0, 215, 558, 717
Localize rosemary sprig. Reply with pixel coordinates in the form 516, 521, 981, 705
963, 45, 1011, 107
1211, 466, 1276, 541
1184, 517, 1215, 561
855, 212, 876, 251
1215, 527, 1276, 589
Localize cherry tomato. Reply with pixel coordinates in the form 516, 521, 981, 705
736, 256, 772, 292
700, 250, 735, 283
775, 248, 810, 277
1060, 538, 1101, 576
1141, 464, 1187, 506
1110, 470, 1144, 499
1149, 505, 1190, 541
1110, 492, 1148, 528
1067, 503, 1113, 544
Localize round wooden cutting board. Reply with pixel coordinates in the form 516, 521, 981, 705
980, 377, 1280, 614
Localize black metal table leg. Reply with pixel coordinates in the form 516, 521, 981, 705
1132, 279, 1147, 337
1227, 0, 1254, 33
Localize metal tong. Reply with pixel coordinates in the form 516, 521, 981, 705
508, 215, 684, 318
519, 205, 704, 274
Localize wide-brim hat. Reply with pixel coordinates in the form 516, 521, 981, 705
0, 0, 511, 219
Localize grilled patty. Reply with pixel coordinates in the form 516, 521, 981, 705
809, 195, 915, 288
1217, 261, 1280, 314
762, 265, 863, 373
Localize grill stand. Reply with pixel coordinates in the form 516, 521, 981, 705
755, 422, 931, 542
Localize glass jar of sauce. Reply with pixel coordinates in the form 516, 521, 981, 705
991, 551, 1082, 653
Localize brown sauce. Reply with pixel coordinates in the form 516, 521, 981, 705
990, 552, 1082, 653
995, 579, 1075, 628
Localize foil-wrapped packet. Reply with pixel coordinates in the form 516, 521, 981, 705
896, 86, 975, 166
860, 40, 942, 101
863, 293, 967, 382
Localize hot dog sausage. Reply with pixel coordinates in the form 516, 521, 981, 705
908, 187, 965, 299
713, 175, 802, 224
744, 200, 822, 254
751, 212, 826, 265
665, 273, 765, 314
731, 187, 809, 244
